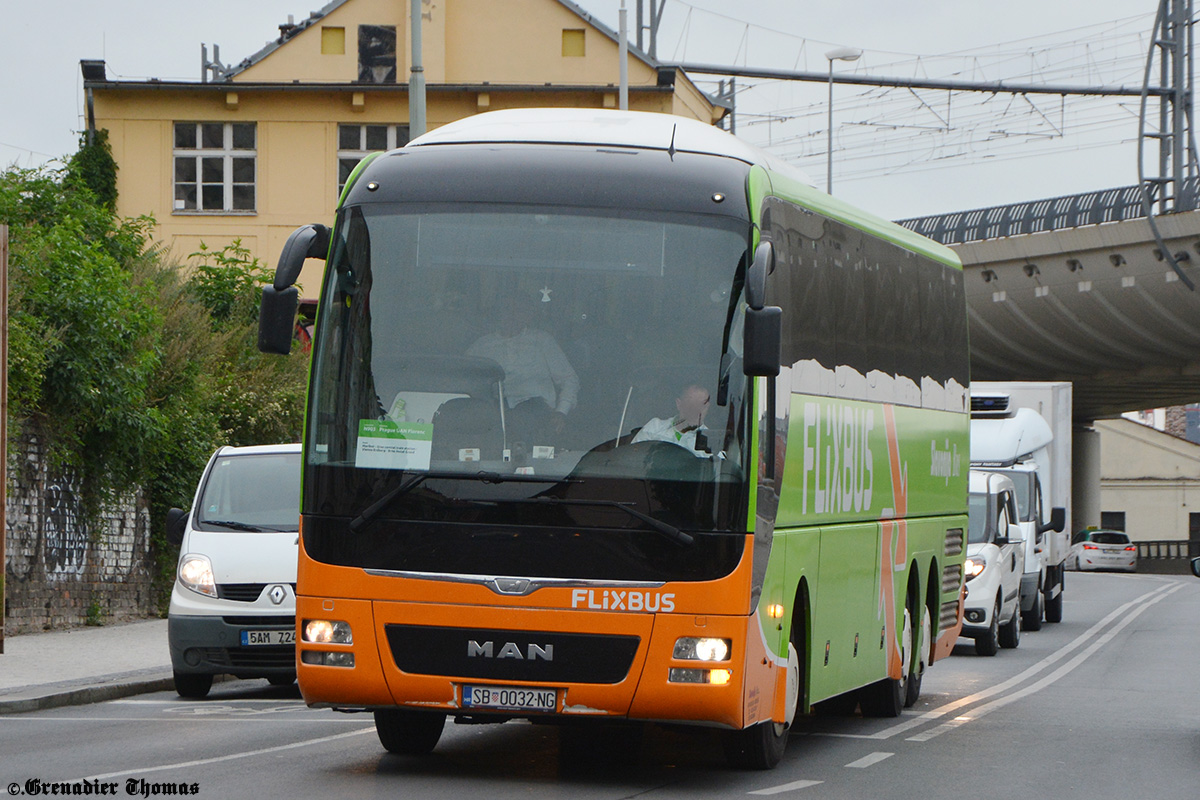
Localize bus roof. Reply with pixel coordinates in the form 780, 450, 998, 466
407, 108, 816, 188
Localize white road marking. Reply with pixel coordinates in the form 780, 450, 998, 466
905, 582, 1182, 742
3, 716, 365, 724
73, 728, 376, 782
845, 751, 893, 768
748, 779, 824, 794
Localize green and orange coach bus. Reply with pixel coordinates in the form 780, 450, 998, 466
258, 108, 968, 769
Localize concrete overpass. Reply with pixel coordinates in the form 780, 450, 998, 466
902, 183, 1200, 422
900, 184, 1200, 532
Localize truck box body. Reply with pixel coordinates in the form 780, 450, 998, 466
970, 382, 1071, 627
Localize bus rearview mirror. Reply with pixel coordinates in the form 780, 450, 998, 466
743, 306, 781, 377
274, 224, 330, 290
258, 285, 300, 355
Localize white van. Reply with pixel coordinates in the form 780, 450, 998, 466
166, 444, 301, 698
963, 470, 1025, 656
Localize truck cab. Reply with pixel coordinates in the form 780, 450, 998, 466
964, 470, 1024, 655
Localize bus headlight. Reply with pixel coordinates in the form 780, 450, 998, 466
178, 555, 216, 598
673, 637, 731, 661
303, 619, 353, 645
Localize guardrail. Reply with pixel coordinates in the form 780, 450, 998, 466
897, 178, 1200, 245
1136, 539, 1200, 559
1131, 539, 1200, 574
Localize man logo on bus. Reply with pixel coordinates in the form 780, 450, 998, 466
468, 640, 554, 661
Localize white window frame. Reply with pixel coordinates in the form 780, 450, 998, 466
337, 124, 409, 197
173, 122, 257, 214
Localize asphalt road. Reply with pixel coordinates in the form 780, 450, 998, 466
2, 571, 1198, 799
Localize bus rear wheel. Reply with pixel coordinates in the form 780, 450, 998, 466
374, 709, 446, 755
861, 602, 913, 718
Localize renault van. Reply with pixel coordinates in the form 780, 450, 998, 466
166, 444, 301, 698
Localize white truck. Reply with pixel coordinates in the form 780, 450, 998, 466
970, 382, 1070, 630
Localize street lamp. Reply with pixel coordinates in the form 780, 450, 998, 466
825, 46, 862, 195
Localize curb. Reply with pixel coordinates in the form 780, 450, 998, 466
0, 676, 175, 715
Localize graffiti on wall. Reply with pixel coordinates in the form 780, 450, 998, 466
43, 481, 88, 577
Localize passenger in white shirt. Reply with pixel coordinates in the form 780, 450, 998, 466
467, 299, 579, 447
632, 384, 712, 457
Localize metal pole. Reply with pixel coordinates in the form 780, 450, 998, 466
619, 2, 629, 110
827, 59, 834, 195
409, 0, 427, 137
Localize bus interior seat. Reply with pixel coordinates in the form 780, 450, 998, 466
431, 397, 504, 461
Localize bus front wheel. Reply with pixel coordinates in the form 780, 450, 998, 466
724, 627, 801, 769
374, 709, 446, 755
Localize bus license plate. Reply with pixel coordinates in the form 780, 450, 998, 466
462, 685, 557, 712
240, 629, 295, 646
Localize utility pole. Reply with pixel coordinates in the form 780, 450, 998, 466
635, 0, 666, 60
409, 0, 427, 138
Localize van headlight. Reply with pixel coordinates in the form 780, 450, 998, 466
964, 557, 987, 582
178, 555, 216, 597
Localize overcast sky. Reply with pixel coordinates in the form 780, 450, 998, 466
0, 0, 1170, 219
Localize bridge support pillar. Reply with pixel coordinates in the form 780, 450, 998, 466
1073, 423, 1102, 534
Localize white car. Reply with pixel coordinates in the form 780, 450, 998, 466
962, 470, 1025, 656
166, 444, 301, 698
1070, 529, 1137, 573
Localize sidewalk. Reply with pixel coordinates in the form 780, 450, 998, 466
0, 618, 174, 714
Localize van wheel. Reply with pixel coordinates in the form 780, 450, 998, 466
374, 709, 446, 755
1021, 585, 1043, 631
999, 604, 1021, 649
975, 598, 1001, 656
1044, 573, 1064, 623
173, 671, 212, 699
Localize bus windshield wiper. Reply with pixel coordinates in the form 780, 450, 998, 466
349, 470, 578, 532
204, 520, 268, 532
519, 497, 694, 546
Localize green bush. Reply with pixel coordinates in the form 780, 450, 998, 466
3, 140, 308, 614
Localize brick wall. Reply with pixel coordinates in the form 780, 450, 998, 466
4, 427, 154, 634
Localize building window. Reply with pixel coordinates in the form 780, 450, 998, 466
322, 26, 346, 55
358, 25, 397, 83
562, 29, 585, 57
337, 124, 410, 196
1100, 511, 1126, 531
173, 122, 256, 213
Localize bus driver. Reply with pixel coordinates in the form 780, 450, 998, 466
632, 383, 712, 457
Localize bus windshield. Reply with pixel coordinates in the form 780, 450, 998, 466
305, 202, 752, 538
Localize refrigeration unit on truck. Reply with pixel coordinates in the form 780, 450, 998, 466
970, 382, 1069, 630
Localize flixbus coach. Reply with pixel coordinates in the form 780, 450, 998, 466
258, 108, 968, 770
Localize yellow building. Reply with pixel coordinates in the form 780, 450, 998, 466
82, 0, 725, 297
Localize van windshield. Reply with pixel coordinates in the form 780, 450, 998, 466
967, 492, 990, 544
196, 452, 301, 532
